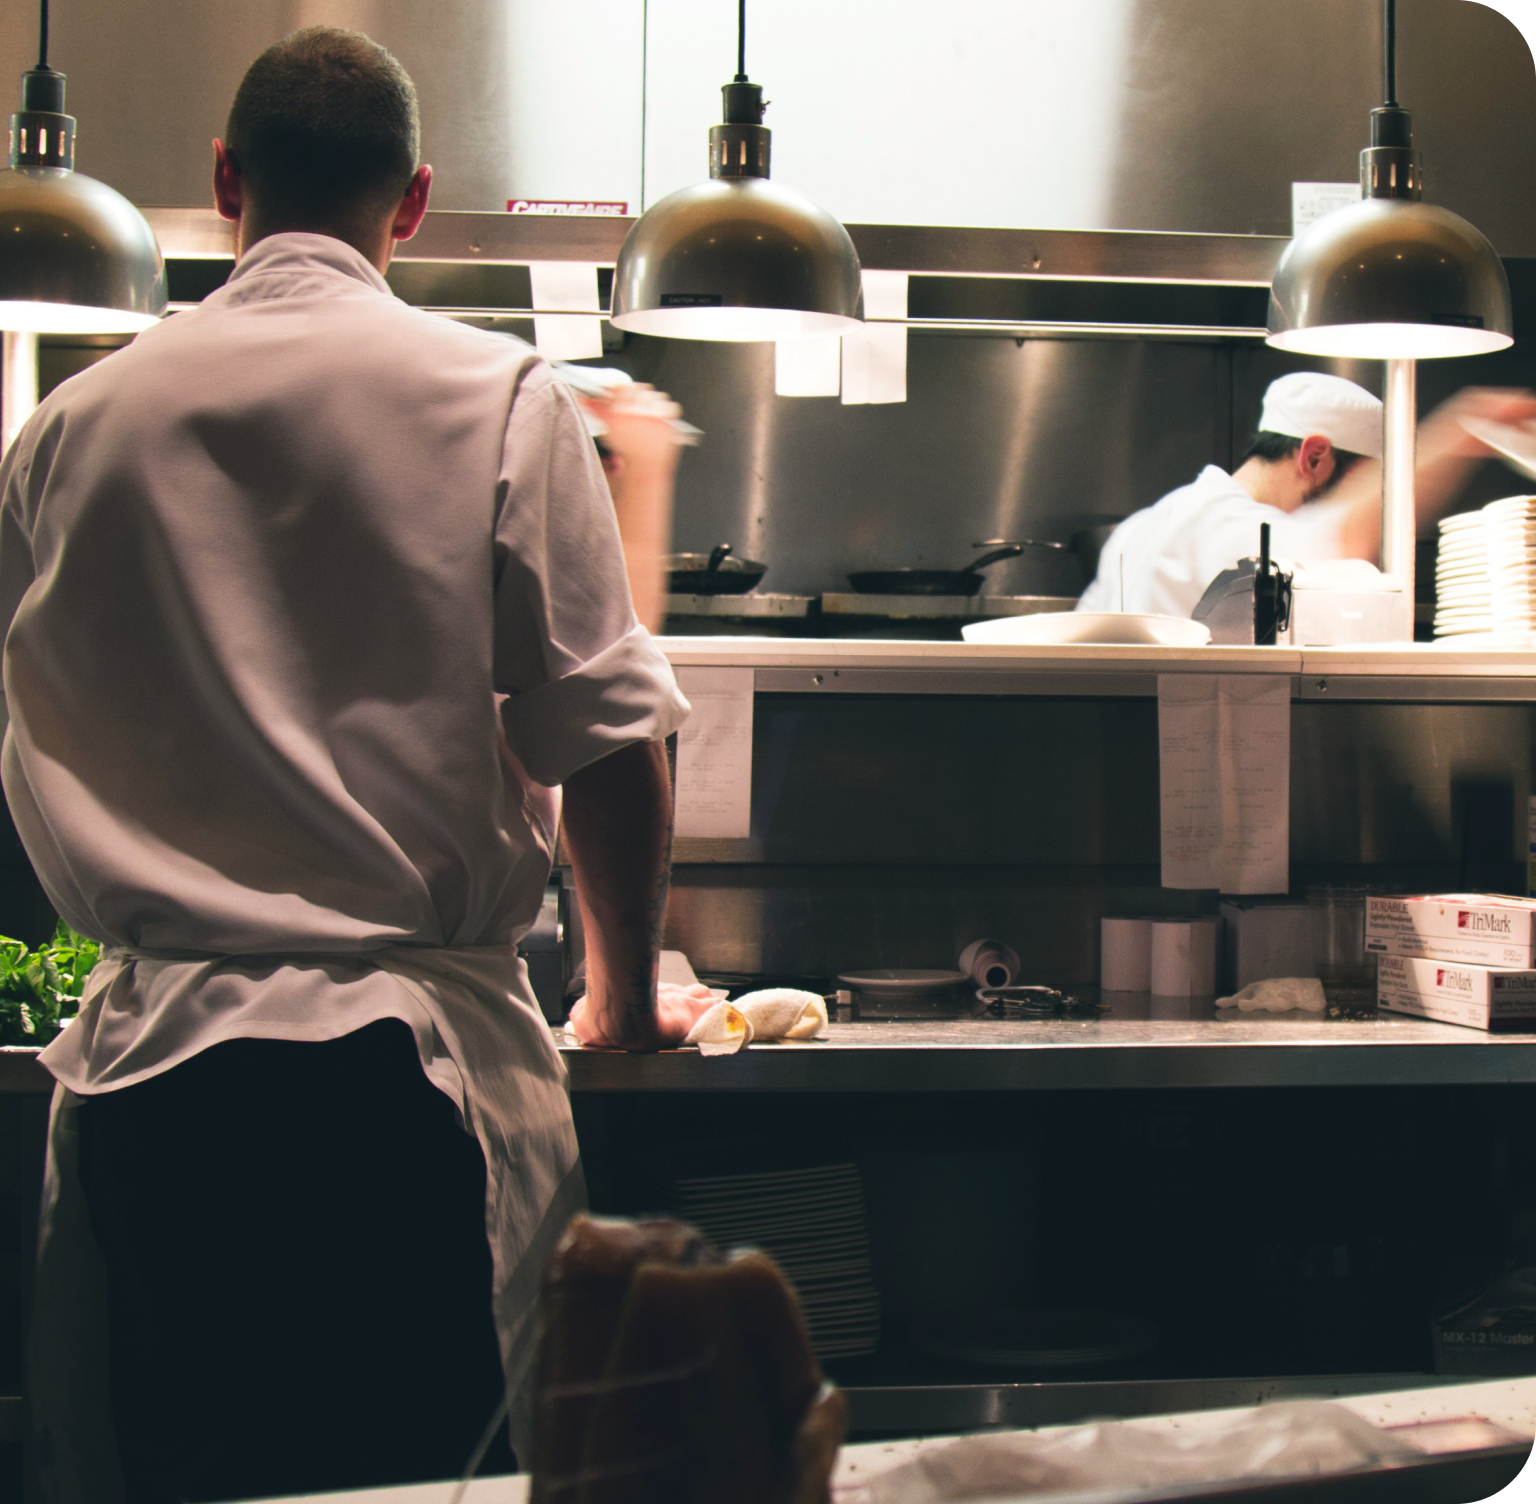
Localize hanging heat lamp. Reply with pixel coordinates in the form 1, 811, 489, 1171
610, 0, 863, 341
1266, 0, 1512, 639
0, 0, 166, 445
1267, 0, 1511, 361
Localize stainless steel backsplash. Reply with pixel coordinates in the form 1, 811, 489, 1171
664, 697, 1535, 981
611, 330, 1536, 599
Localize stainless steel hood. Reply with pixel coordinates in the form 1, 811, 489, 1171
3, 1, 1533, 249
0, 1, 516, 213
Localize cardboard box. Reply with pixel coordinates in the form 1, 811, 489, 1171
1433, 1267, 1536, 1376
1377, 953, 1536, 1031
1366, 893, 1536, 968
1433, 1315, 1536, 1376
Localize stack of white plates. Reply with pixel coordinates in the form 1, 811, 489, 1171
1434, 509, 1494, 640
1482, 496, 1536, 642
661, 1162, 881, 1359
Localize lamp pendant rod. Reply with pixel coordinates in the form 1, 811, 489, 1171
1382, 0, 1397, 107
37, 0, 48, 71
735, 0, 747, 82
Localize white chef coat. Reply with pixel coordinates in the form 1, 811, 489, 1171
0, 232, 689, 1467
1077, 465, 1355, 618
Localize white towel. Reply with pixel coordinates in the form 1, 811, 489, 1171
683, 989, 829, 1055
1217, 978, 1327, 1013
737, 989, 829, 1041
684, 1001, 753, 1056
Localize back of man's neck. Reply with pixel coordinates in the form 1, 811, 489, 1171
239, 222, 391, 274
1230, 456, 1301, 513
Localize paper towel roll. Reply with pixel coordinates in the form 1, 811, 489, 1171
1150, 918, 1218, 996
1101, 917, 1152, 992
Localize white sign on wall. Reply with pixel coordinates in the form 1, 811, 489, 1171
1291, 181, 1362, 237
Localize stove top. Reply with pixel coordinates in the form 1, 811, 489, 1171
665, 592, 1076, 621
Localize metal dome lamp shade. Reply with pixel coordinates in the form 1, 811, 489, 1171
0, 0, 166, 445
610, 0, 862, 342
1267, 0, 1512, 641
1266, 0, 1511, 361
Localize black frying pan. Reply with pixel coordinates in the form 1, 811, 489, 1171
667, 543, 768, 596
849, 540, 1066, 597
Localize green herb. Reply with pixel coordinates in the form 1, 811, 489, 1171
0, 922, 101, 1047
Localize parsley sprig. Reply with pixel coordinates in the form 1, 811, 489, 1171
0, 922, 101, 1046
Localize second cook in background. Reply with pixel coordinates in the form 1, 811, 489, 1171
1079, 372, 1536, 619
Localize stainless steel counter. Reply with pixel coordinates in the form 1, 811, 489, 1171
8, 1014, 1533, 1096
562, 1015, 1536, 1093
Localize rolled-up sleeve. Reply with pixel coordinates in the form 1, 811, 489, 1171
492, 364, 689, 787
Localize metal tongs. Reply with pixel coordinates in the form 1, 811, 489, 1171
975, 985, 1100, 1019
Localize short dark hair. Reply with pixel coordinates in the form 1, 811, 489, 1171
1240, 429, 1367, 471
225, 27, 419, 230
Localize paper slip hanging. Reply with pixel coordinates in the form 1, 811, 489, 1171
1158, 675, 1289, 894
674, 666, 754, 839
1290, 181, 1361, 236
841, 270, 908, 405
775, 333, 842, 397
528, 262, 603, 362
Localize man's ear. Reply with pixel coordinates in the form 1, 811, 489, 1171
212, 139, 243, 224
391, 164, 433, 242
1297, 433, 1333, 476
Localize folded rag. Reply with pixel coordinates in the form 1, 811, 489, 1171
739, 989, 829, 1040
684, 989, 829, 1055
1217, 977, 1326, 1013
685, 1000, 753, 1056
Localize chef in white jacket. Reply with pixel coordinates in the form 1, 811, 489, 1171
1079, 373, 1536, 619
6, 26, 713, 1504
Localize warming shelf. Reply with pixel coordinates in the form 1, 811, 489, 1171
656, 638, 1536, 702
144, 208, 1288, 285
142, 210, 1285, 337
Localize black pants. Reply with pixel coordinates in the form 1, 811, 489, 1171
76, 1019, 516, 1503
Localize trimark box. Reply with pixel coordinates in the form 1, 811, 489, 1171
1366, 894, 1536, 968
1377, 954, 1536, 1032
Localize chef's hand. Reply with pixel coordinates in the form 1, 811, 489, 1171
567, 982, 720, 1049
1335, 386, 1536, 559
1421, 387, 1536, 462
584, 384, 689, 633
581, 383, 687, 473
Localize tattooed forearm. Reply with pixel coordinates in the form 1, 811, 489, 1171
623, 821, 673, 1039
562, 737, 675, 1051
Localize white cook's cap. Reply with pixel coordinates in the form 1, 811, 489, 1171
1258, 372, 1383, 460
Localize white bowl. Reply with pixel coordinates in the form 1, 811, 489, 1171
961, 611, 1211, 647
